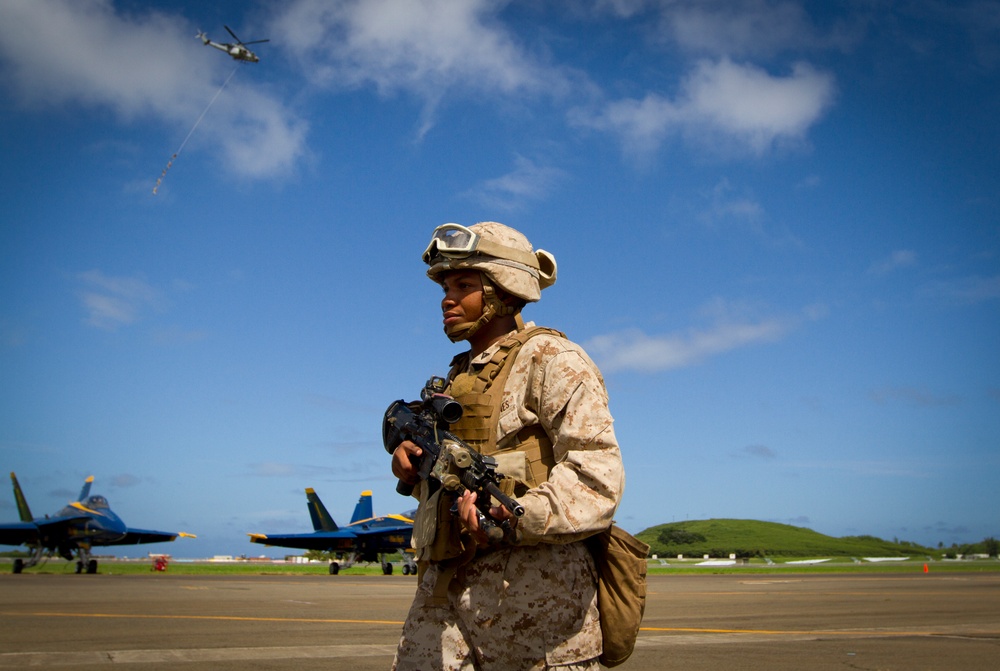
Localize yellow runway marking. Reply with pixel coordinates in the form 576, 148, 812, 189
0, 611, 404, 626
0, 611, 1000, 637
4, 612, 993, 639
640, 626, 998, 637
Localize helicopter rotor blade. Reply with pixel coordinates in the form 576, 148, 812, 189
241, 39, 270, 45
224, 25, 240, 42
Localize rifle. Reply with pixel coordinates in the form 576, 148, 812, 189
382, 376, 524, 543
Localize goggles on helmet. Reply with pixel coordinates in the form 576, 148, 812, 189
422, 223, 540, 269
422, 223, 479, 263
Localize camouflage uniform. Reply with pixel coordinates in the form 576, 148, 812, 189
392, 324, 624, 671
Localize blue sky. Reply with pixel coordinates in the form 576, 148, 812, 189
1, 0, 997, 559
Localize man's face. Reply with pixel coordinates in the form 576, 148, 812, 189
440, 270, 484, 333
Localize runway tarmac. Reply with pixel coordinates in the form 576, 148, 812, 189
1, 571, 998, 670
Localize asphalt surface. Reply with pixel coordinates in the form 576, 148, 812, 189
1, 570, 998, 670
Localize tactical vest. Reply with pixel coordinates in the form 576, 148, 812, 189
413, 326, 569, 592
444, 326, 566, 494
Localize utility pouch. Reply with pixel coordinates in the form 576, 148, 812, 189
491, 450, 533, 499
413, 485, 466, 563
587, 524, 650, 668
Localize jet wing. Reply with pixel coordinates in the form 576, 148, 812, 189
247, 529, 362, 551
98, 527, 185, 546
0, 521, 42, 547
0, 513, 94, 547
247, 490, 414, 554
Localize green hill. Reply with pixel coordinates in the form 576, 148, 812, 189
636, 519, 935, 559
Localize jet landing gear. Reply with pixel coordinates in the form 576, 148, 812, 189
327, 554, 416, 576
383, 554, 418, 575
73, 546, 98, 574
381, 551, 419, 575
11, 545, 44, 573
329, 560, 395, 574
76, 559, 98, 574
10, 547, 96, 574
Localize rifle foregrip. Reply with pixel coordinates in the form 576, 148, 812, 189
396, 480, 414, 496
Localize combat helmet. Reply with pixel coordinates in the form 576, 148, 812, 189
423, 222, 557, 341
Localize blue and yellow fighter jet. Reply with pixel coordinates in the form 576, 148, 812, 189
248, 489, 415, 575
0, 473, 195, 574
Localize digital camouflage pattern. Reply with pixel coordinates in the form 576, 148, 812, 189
393, 544, 602, 670
392, 325, 624, 670
425, 222, 557, 303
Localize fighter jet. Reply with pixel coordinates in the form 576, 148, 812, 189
248, 489, 415, 575
0, 473, 194, 574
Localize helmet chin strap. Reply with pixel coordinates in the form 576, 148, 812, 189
444, 274, 521, 343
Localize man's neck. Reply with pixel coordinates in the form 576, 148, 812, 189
467, 315, 519, 357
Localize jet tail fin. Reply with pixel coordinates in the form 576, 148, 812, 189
77, 475, 94, 502
305, 488, 337, 532
10, 472, 34, 522
351, 490, 374, 523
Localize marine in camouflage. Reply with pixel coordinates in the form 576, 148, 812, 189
392, 326, 623, 670
392, 222, 624, 670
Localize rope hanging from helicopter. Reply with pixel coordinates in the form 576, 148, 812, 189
153, 64, 239, 195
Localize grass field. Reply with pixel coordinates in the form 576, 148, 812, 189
645, 559, 1000, 575
3, 556, 998, 576
635, 518, 986, 559
5, 518, 994, 577
0, 558, 387, 576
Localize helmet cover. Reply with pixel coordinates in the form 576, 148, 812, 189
425, 222, 556, 302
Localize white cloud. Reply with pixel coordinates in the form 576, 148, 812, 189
77, 270, 160, 330
463, 155, 567, 210
569, 93, 680, 156
572, 58, 835, 157
650, 0, 863, 58
270, 0, 567, 135
960, 0, 1000, 67
586, 320, 788, 372
586, 300, 826, 373
869, 249, 917, 275
0, 0, 197, 116
207, 90, 309, 179
685, 59, 835, 148
919, 275, 1000, 305
699, 178, 764, 230
593, 0, 648, 18
247, 462, 300, 478
0, 0, 306, 179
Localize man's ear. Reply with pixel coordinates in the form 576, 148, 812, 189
495, 287, 512, 304
497, 288, 526, 311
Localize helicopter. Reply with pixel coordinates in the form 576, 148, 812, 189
197, 25, 269, 63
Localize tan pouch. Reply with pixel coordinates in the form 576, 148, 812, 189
411, 482, 438, 552
491, 450, 534, 499
588, 524, 650, 668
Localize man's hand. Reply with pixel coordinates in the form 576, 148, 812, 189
455, 490, 517, 545
391, 440, 422, 485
